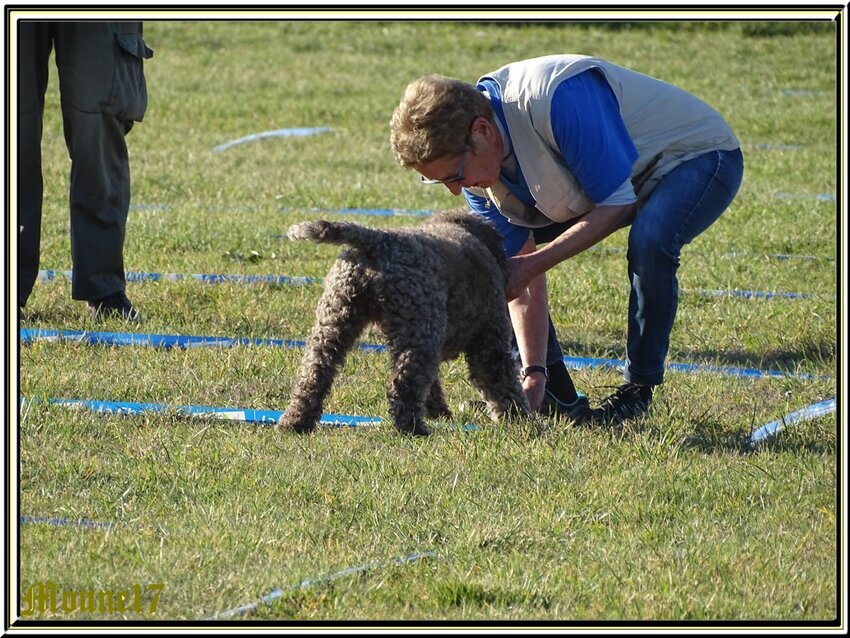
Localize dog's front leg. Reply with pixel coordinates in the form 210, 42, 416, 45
465, 330, 530, 420
425, 378, 453, 420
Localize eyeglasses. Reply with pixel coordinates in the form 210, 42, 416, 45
419, 150, 466, 185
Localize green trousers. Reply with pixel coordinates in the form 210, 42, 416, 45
18, 22, 153, 305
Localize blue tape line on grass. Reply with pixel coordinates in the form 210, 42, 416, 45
694, 289, 819, 300
36, 269, 320, 287
562, 355, 827, 382
664, 360, 820, 381
750, 143, 804, 151
587, 246, 833, 262
774, 192, 835, 202
130, 204, 435, 217
128, 203, 172, 212
35, 269, 70, 282
720, 252, 832, 262
21, 329, 827, 382
779, 89, 822, 96
20, 328, 298, 350
748, 398, 836, 447
279, 206, 434, 218
28, 395, 478, 433
212, 127, 333, 153
19, 515, 117, 530
42, 397, 380, 427
37, 269, 826, 301
208, 550, 435, 620
19, 328, 386, 353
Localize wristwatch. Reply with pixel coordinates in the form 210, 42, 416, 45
520, 365, 549, 381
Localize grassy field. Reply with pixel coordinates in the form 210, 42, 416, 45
14, 18, 842, 625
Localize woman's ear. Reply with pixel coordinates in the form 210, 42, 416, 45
469, 115, 497, 153
470, 115, 495, 138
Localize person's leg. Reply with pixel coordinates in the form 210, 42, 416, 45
528, 221, 596, 422
530, 221, 582, 386
52, 22, 149, 307
497, 312, 595, 424
541, 313, 578, 397
18, 22, 53, 308
595, 148, 744, 425
624, 148, 744, 387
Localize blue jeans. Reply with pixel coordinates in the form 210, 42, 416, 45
536, 148, 744, 384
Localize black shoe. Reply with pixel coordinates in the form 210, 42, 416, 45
541, 390, 601, 425
597, 383, 654, 425
87, 290, 140, 322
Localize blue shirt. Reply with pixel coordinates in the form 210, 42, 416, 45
465, 69, 638, 256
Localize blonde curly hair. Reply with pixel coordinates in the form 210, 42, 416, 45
390, 74, 493, 168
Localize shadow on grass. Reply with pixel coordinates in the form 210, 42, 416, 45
684, 343, 837, 375
681, 419, 836, 456
601, 413, 837, 456
563, 362, 838, 456
560, 338, 837, 377
667, 398, 837, 456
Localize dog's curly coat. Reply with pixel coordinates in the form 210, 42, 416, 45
277, 209, 529, 436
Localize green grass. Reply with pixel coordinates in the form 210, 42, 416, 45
15, 19, 840, 625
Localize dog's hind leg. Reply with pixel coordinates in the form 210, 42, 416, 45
383, 316, 447, 437
278, 267, 370, 434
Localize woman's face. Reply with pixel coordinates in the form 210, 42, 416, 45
415, 116, 504, 196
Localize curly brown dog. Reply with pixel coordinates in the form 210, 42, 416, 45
277, 209, 529, 436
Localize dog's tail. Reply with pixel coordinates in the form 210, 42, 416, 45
287, 220, 388, 248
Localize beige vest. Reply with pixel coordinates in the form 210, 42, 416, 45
467, 55, 740, 228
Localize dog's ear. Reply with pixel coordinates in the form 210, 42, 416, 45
475, 218, 508, 267
451, 212, 507, 267
431, 209, 508, 268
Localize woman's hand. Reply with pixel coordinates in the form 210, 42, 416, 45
505, 204, 636, 301
505, 254, 537, 302
521, 371, 548, 412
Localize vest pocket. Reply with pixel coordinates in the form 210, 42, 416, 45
107, 33, 153, 122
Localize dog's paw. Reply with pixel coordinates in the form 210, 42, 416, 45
425, 405, 453, 420
396, 420, 432, 437
276, 414, 316, 434
504, 400, 531, 419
